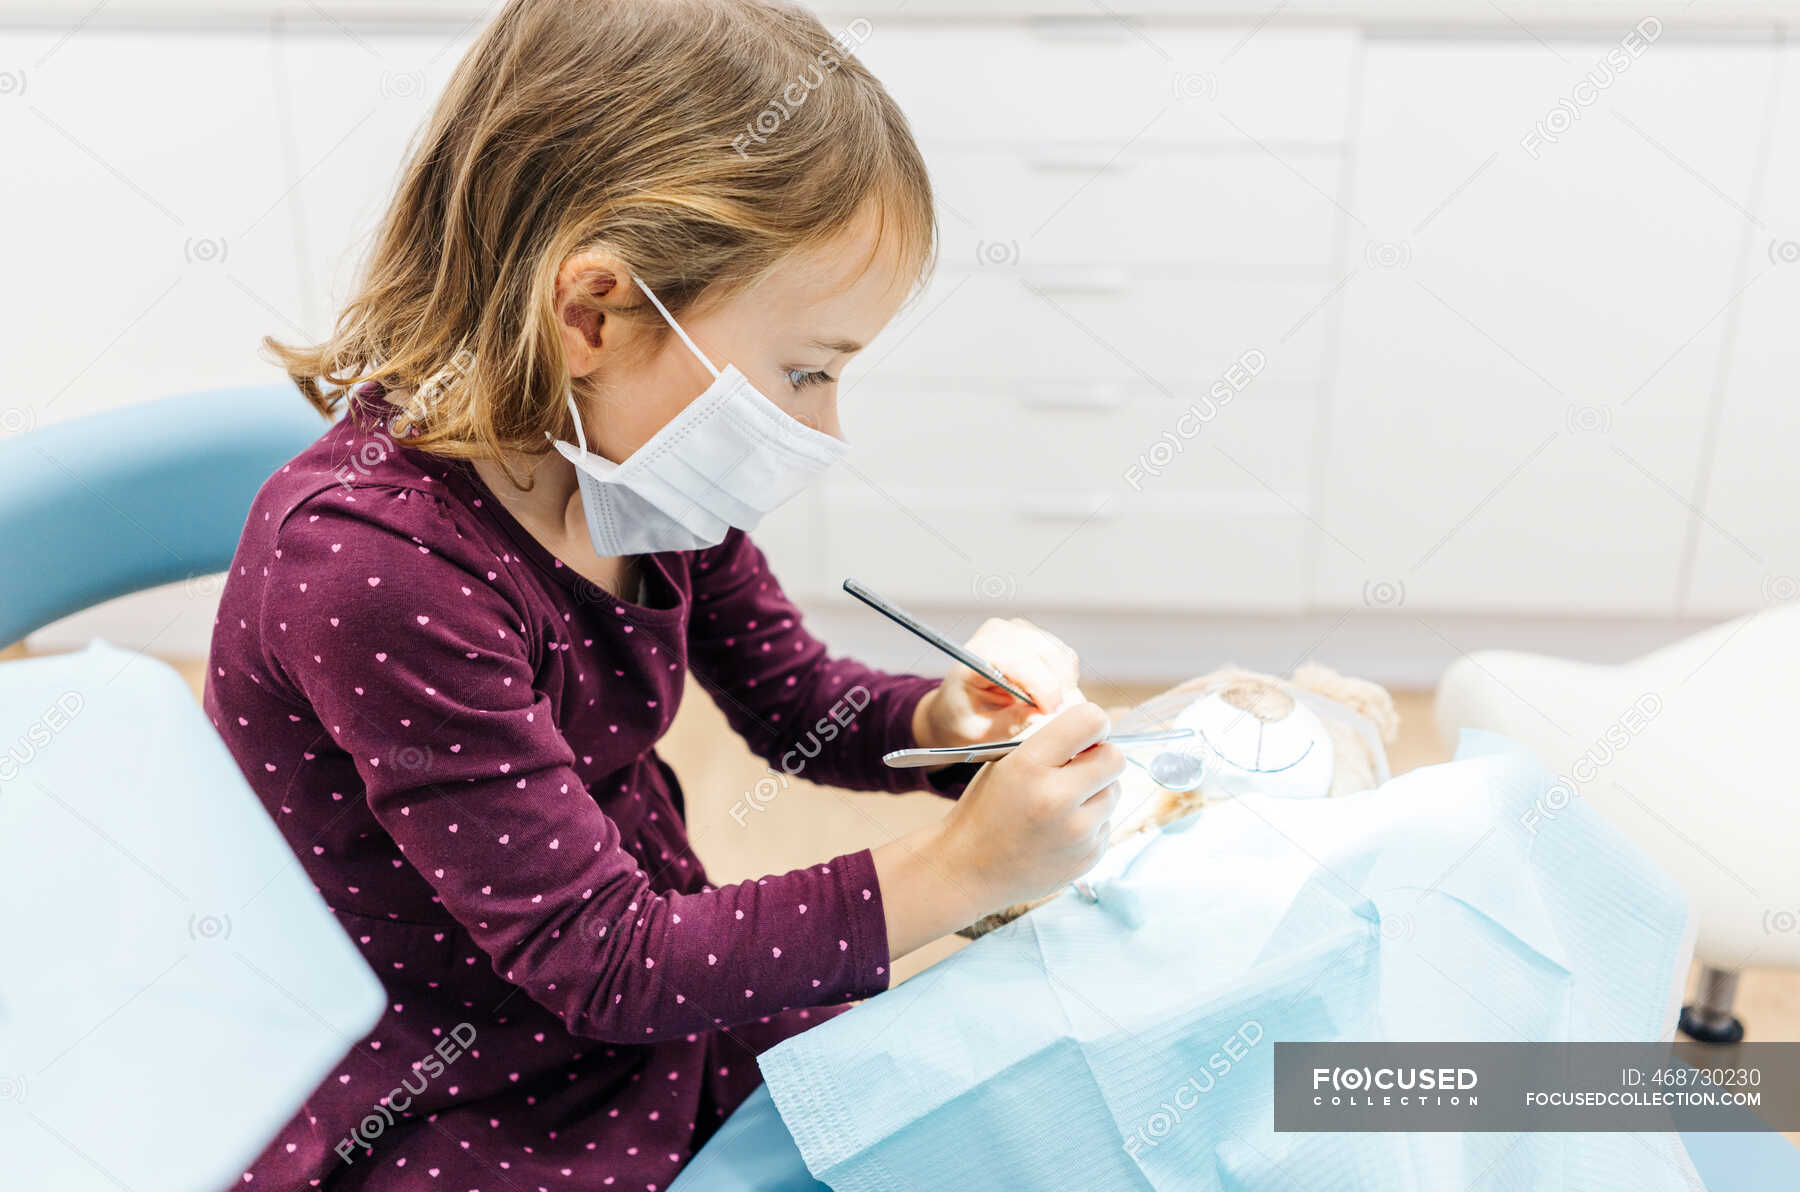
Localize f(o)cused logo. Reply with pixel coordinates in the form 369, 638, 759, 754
1171, 72, 1216, 101
389, 744, 433, 774
1363, 240, 1411, 270
188, 913, 232, 941
1362, 579, 1406, 608
184, 236, 229, 264
975, 240, 1020, 267
971, 572, 1018, 602
1565, 404, 1612, 434
379, 70, 425, 99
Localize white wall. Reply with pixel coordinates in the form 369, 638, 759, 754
4, 10, 1794, 685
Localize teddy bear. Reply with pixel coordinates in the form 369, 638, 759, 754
957, 662, 1400, 939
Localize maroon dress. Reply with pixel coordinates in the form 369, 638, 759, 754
205, 398, 954, 1189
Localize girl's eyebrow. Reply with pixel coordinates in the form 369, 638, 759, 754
810, 336, 863, 353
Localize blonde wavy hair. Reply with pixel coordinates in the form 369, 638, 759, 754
269, 0, 934, 477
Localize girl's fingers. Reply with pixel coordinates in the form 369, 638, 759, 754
1064, 742, 1127, 802
1074, 786, 1121, 857
1080, 776, 1124, 814
1010, 617, 1076, 666
979, 646, 1063, 713
947, 704, 992, 743
1007, 617, 1079, 694
1014, 701, 1110, 768
963, 617, 1077, 713
1013, 664, 1066, 714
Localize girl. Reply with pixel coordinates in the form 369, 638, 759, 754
206, 0, 1123, 1187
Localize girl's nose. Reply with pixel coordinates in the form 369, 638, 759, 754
810, 402, 845, 442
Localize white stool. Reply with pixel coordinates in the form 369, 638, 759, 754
1435, 605, 1799, 1043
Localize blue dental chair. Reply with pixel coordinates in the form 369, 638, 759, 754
0, 385, 325, 646
0, 386, 391, 1191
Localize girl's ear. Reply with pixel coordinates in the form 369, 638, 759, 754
554, 250, 632, 377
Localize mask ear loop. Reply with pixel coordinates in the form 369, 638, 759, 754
562, 392, 589, 453
632, 276, 722, 380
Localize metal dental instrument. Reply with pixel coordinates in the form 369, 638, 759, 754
843, 578, 1041, 709
882, 727, 1195, 769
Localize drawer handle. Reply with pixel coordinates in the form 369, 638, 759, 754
1025, 152, 1131, 175
1016, 384, 1126, 411
1022, 267, 1130, 297
1018, 500, 1120, 524
1025, 17, 1133, 42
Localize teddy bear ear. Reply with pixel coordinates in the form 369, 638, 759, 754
1291, 662, 1401, 744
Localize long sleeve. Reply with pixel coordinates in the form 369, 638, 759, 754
258, 487, 892, 1043
684, 530, 944, 793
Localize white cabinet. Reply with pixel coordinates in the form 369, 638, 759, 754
856, 25, 1356, 147
1687, 48, 1800, 616
1319, 38, 1775, 615
819, 380, 1316, 611
863, 273, 1332, 384
842, 382, 1316, 498
811, 26, 1356, 610
819, 487, 1310, 613
0, 30, 302, 424
927, 145, 1342, 271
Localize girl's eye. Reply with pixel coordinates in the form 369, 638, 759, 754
784, 368, 835, 390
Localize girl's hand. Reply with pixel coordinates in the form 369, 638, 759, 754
873, 701, 1125, 957
944, 701, 1124, 908
912, 617, 1080, 749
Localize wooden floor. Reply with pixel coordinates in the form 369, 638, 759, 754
155, 656, 1800, 1147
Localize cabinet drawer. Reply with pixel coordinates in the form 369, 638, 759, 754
857, 26, 1356, 147
927, 145, 1342, 270
862, 273, 1331, 385
1319, 40, 1773, 616
818, 490, 1307, 612
839, 383, 1314, 500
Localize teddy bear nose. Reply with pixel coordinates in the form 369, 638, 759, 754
1216, 679, 1295, 722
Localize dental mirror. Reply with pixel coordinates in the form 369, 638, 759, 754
1131, 748, 1206, 791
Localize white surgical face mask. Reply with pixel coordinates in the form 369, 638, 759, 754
550, 276, 848, 556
